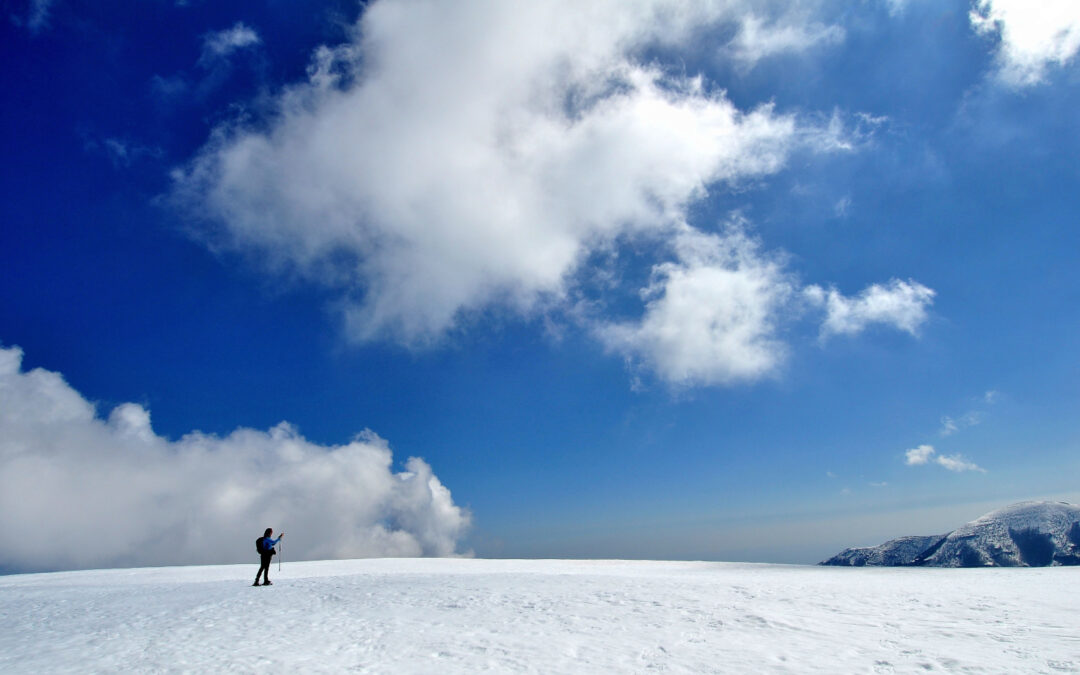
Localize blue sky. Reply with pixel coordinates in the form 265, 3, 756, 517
2, 0, 1079, 571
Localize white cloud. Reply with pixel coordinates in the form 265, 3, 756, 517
171, 0, 932, 387
939, 391, 998, 437
596, 226, 794, 387
970, 0, 1080, 87
171, 0, 846, 349
905, 444, 935, 465
934, 453, 985, 473
594, 225, 936, 386
727, 14, 844, 67
807, 278, 935, 339
199, 22, 262, 66
884, 0, 908, 16
904, 444, 985, 473
939, 411, 983, 437
0, 345, 470, 573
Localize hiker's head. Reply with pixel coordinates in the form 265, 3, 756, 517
264, 528, 273, 537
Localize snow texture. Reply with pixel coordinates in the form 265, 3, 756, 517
823, 501, 1080, 567
1, 558, 1077, 673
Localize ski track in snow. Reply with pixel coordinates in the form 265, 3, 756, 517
1, 559, 1077, 673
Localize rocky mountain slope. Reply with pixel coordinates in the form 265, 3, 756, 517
822, 501, 1080, 567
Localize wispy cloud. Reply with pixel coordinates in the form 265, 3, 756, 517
10, 0, 53, 33
905, 444, 985, 473
939, 390, 999, 437
0, 344, 470, 572
940, 411, 983, 437
84, 136, 163, 168
198, 22, 261, 67
934, 454, 985, 473
27, 0, 52, 32
149, 22, 263, 109
726, 14, 844, 67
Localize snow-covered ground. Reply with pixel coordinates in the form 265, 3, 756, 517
1, 558, 1076, 673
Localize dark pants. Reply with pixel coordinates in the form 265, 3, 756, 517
255, 552, 273, 584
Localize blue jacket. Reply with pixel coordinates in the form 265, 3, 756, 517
261, 535, 281, 554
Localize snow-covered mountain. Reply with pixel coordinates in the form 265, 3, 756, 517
819, 534, 946, 567
822, 501, 1080, 567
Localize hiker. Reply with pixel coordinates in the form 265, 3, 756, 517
254, 528, 283, 586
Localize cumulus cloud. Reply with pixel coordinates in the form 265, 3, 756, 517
0, 345, 470, 573
596, 225, 794, 387
904, 444, 985, 473
970, 0, 1080, 87
595, 223, 938, 386
905, 444, 936, 465
171, 0, 846, 347
170, 0, 933, 387
806, 278, 935, 339
199, 22, 262, 66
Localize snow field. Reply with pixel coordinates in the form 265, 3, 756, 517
1, 558, 1077, 673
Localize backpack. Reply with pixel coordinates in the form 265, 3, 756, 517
256, 536, 266, 554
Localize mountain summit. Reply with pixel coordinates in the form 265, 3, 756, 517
822, 501, 1080, 567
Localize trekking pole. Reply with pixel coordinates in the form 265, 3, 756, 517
278, 536, 283, 572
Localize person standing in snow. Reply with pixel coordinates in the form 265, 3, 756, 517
254, 528, 283, 586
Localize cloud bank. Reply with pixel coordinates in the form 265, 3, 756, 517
172, 0, 933, 387
0, 345, 470, 573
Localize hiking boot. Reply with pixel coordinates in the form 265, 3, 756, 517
263, 580, 273, 586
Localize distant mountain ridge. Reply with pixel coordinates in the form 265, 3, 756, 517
821, 501, 1080, 567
